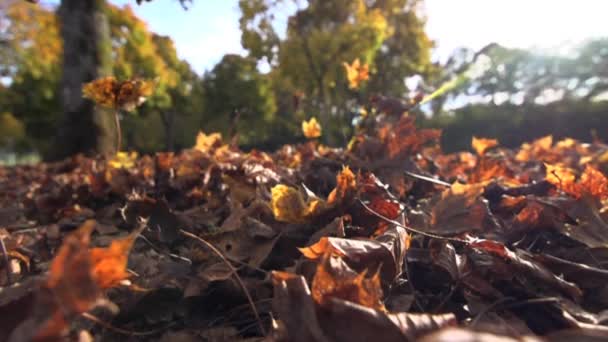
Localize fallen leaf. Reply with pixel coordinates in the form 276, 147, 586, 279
472, 136, 498, 156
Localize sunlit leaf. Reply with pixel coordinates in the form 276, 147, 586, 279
270, 184, 326, 223
471, 136, 498, 156
46, 220, 100, 314
107, 151, 138, 169
343, 58, 370, 89
193, 131, 223, 153
89, 227, 141, 289
578, 165, 608, 200
82, 76, 155, 111
327, 166, 356, 205
302, 117, 322, 139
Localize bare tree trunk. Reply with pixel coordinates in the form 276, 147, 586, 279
160, 111, 175, 151
50, 0, 113, 160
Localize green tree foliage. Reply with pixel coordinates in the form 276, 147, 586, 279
202, 54, 277, 146
239, 0, 433, 145
0, 1, 62, 154
419, 39, 608, 151
0, 1, 203, 155
366, 0, 434, 97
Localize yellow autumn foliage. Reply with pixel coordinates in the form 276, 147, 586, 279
302, 117, 322, 139
108, 151, 138, 169
270, 185, 326, 223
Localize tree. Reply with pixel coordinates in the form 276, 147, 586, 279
202, 54, 277, 146
0, 1, 201, 156
0, 1, 64, 155
52, 0, 114, 160
239, 0, 432, 145
366, 0, 434, 98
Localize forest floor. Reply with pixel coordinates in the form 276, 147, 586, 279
2, 113, 608, 341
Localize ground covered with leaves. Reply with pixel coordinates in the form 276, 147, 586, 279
2, 112, 608, 341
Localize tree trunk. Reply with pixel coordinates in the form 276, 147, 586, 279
50, 0, 113, 160
160, 111, 175, 151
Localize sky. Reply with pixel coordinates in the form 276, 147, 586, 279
46, 0, 608, 75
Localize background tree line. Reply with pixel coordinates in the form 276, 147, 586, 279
1, 0, 608, 161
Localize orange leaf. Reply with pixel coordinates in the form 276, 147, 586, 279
46, 220, 100, 314
578, 165, 608, 200
327, 166, 356, 205
89, 227, 141, 289
545, 163, 577, 195
343, 58, 370, 89
311, 254, 384, 310
471, 136, 498, 156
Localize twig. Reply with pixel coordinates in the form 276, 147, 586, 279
179, 229, 267, 336
358, 199, 467, 243
82, 312, 174, 336
404, 171, 451, 187
0, 237, 12, 285
114, 109, 122, 152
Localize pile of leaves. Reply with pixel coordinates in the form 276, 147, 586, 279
2, 111, 608, 341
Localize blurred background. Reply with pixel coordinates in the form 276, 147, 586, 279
1, 0, 608, 163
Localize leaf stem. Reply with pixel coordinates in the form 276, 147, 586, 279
114, 109, 122, 152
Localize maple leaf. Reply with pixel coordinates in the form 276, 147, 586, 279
471, 136, 498, 156
343, 58, 370, 89
82, 76, 154, 111
107, 151, 138, 169
89, 227, 141, 289
302, 117, 322, 139
46, 220, 100, 314
193, 131, 223, 153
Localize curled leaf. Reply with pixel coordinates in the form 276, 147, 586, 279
311, 254, 384, 310
327, 166, 356, 205
271, 184, 326, 223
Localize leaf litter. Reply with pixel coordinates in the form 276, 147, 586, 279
2, 110, 608, 340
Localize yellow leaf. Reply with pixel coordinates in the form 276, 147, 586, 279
270, 184, 326, 223
108, 151, 138, 169
343, 58, 370, 89
302, 117, 322, 139
193, 131, 223, 153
